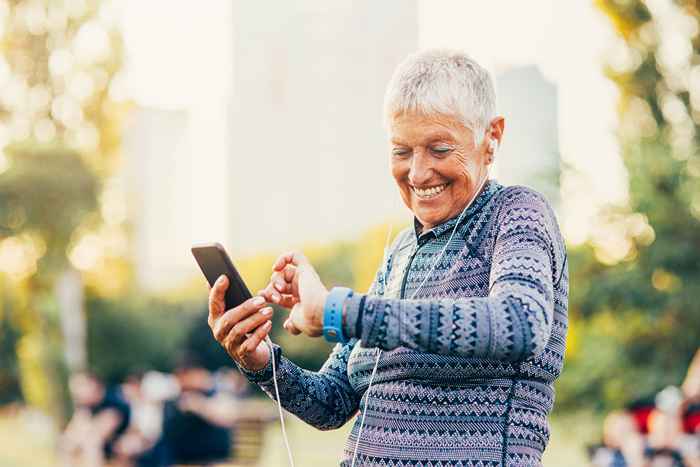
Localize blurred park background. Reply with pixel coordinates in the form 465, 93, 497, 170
1, 0, 699, 465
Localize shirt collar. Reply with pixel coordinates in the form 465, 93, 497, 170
412, 179, 502, 244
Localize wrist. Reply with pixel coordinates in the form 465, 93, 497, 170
314, 289, 330, 333
241, 355, 268, 372
237, 341, 276, 381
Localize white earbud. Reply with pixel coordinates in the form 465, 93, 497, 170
488, 138, 497, 154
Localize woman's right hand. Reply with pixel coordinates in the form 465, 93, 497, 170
208, 275, 274, 371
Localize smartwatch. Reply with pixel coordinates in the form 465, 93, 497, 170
323, 287, 353, 343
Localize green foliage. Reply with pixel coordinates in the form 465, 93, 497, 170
0, 143, 99, 251
85, 296, 194, 384
0, 0, 126, 418
181, 307, 238, 372
559, 0, 700, 410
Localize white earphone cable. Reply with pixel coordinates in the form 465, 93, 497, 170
350, 167, 491, 467
270, 142, 495, 467
266, 335, 295, 467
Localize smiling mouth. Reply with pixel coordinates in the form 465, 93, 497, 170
412, 183, 449, 199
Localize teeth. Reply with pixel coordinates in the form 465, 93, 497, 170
414, 183, 448, 198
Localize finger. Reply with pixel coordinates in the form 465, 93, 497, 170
282, 263, 296, 283
272, 251, 293, 272
270, 270, 293, 294
241, 320, 272, 354
258, 282, 282, 303
208, 275, 229, 320
277, 294, 298, 309
289, 250, 310, 268
224, 306, 273, 346
272, 250, 310, 272
283, 317, 302, 335
213, 296, 267, 342
258, 284, 281, 304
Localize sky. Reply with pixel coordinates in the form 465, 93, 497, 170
116, 0, 626, 264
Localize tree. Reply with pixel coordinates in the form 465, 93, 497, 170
0, 0, 125, 419
558, 0, 700, 409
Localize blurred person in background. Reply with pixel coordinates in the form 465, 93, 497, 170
682, 349, 700, 436
597, 411, 646, 467
594, 349, 700, 466
208, 49, 568, 466
59, 372, 131, 467
112, 373, 168, 467
213, 367, 252, 399
641, 400, 700, 467
161, 353, 239, 465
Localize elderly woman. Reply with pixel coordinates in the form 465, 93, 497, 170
208, 49, 568, 466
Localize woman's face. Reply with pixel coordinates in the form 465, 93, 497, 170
390, 112, 499, 231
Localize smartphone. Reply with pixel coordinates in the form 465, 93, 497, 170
191, 242, 252, 310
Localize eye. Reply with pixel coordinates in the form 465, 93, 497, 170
392, 147, 410, 157
430, 145, 453, 155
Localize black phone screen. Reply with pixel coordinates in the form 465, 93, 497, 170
191, 242, 252, 310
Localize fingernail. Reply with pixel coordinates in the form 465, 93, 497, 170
217, 275, 225, 284
252, 296, 265, 306
261, 307, 272, 316
264, 321, 272, 329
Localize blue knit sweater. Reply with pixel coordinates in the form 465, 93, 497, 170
242, 180, 568, 466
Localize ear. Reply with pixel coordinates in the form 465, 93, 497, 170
488, 116, 505, 151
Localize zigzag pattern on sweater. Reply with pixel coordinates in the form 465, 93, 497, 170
241, 180, 568, 466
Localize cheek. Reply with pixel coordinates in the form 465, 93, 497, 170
443, 151, 480, 198
444, 152, 473, 184
451, 148, 476, 173
391, 161, 409, 187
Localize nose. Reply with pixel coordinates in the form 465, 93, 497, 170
408, 150, 433, 187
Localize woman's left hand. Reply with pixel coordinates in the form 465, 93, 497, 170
260, 251, 329, 338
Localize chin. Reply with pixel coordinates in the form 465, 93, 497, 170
415, 210, 448, 229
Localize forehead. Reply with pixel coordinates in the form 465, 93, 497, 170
389, 112, 471, 144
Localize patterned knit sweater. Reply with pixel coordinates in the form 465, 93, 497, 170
242, 180, 569, 466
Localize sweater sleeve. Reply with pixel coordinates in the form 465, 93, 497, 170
342, 187, 565, 362
235, 253, 400, 431
239, 340, 360, 431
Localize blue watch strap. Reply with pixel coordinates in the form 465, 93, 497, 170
323, 287, 352, 343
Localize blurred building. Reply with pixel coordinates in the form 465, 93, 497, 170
227, 0, 418, 254
119, 2, 234, 292
494, 65, 560, 209
120, 1, 417, 290
122, 108, 193, 290
123, 106, 231, 291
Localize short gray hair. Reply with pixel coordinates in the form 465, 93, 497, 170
383, 49, 497, 145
